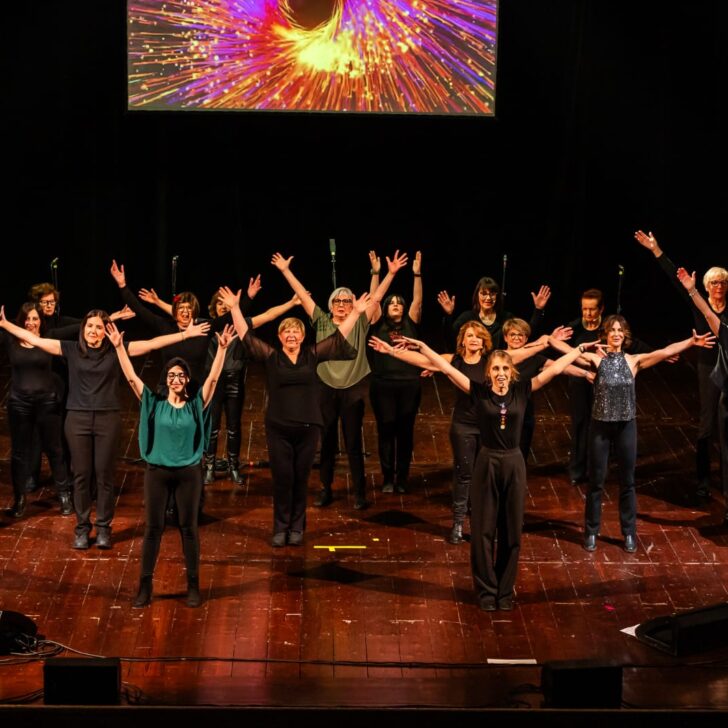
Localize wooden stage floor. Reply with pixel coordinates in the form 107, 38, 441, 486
2, 354, 728, 711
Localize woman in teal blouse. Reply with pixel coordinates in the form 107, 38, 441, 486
107, 321, 234, 608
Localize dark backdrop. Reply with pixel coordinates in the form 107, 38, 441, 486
1, 0, 725, 344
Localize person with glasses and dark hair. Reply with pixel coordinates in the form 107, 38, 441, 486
269, 249, 407, 510
107, 321, 234, 608
636, 231, 728, 501
0, 305, 210, 550
438, 276, 551, 349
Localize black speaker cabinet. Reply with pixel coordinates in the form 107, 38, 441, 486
0, 610, 38, 654
635, 601, 728, 657
44, 657, 121, 705
541, 659, 623, 708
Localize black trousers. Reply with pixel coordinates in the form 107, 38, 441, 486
266, 422, 320, 534
520, 399, 536, 461
567, 377, 594, 481
449, 419, 481, 522
370, 377, 421, 485
470, 447, 526, 602
585, 418, 637, 536
140, 463, 202, 579
718, 393, 728, 499
7, 392, 68, 498
318, 378, 367, 497
206, 369, 245, 463
696, 362, 722, 485
64, 410, 121, 536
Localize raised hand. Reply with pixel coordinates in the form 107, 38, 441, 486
532, 285, 551, 310
634, 229, 660, 253
353, 292, 372, 313
368, 250, 381, 275
412, 251, 422, 276
110, 260, 126, 288
138, 288, 160, 305
110, 305, 136, 322
185, 321, 211, 338
437, 290, 455, 315
677, 267, 697, 292
386, 249, 408, 275
0, 305, 6, 325
693, 330, 716, 348
551, 325, 573, 341
247, 274, 262, 299
271, 252, 293, 271
218, 286, 241, 310
216, 323, 237, 349
105, 322, 123, 348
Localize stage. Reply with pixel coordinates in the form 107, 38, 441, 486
2, 354, 728, 714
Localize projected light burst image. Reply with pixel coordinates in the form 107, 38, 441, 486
128, 0, 498, 114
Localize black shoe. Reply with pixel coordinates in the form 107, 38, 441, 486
314, 488, 333, 507
9, 495, 26, 518
478, 597, 497, 612
498, 597, 514, 611
96, 530, 112, 550
624, 534, 637, 553
59, 492, 73, 516
271, 532, 287, 548
449, 522, 464, 545
73, 533, 90, 550
288, 531, 303, 546
353, 496, 368, 511
229, 467, 243, 485
132, 577, 153, 608
584, 534, 597, 552
382, 482, 394, 493
203, 464, 215, 485
186, 577, 202, 608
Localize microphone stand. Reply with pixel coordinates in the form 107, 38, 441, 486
501, 254, 508, 300
616, 265, 625, 314
171, 255, 179, 297
50, 258, 60, 315
329, 238, 337, 289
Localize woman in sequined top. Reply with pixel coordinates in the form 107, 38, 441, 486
572, 315, 714, 554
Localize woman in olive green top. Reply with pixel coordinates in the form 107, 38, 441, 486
107, 321, 234, 609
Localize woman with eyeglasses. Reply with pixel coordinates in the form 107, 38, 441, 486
438, 276, 551, 349
219, 278, 370, 547
270, 249, 406, 510
635, 231, 728, 501
0, 305, 210, 549
107, 321, 234, 608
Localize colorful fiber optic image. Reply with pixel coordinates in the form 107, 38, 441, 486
127, 0, 498, 114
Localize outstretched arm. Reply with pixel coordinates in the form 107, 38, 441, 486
271, 253, 317, 318
397, 336, 471, 392
632, 330, 715, 371
369, 249, 409, 324
218, 286, 249, 341
250, 294, 301, 329
138, 288, 174, 317
368, 336, 446, 371
409, 251, 423, 323
0, 306, 62, 355
202, 325, 235, 408
107, 323, 143, 400
677, 267, 721, 335
127, 320, 211, 357
532, 342, 597, 392
338, 292, 372, 339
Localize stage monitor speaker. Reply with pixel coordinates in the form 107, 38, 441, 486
635, 601, 728, 657
0, 610, 38, 654
44, 657, 121, 705
541, 659, 623, 708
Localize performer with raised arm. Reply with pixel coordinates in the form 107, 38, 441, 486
563, 314, 715, 552
107, 321, 234, 608
373, 332, 590, 610
438, 277, 551, 349
270, 248, 407, 509
368, 252, 423, 494
677, 266, 728, 523
636, 230, 727, 500
219, 273, 370, 547
0, 305, 210, 549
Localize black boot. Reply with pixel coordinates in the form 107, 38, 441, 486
448, 521, 464, 544
133, 576, 153, 608
9, 494, 26, 518
203, 456, 215, 485
314, 486, 333, 507
57, 481, 73, 516
228, 456, 243, 485
186, 576, 202, 608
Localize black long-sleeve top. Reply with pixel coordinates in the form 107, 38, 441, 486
243, 330, 356, 428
